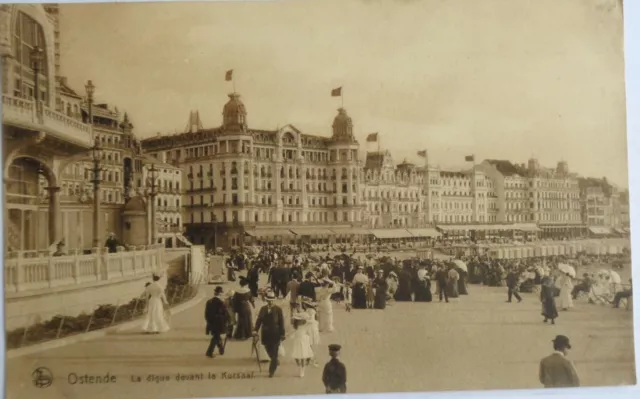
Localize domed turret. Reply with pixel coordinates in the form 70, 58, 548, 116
332, 107, 355, 142
557, 161, 569, 175
222, 93, 247, 132
527, 158, 539, 172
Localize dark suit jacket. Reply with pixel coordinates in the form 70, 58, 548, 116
539, 353, 580, 388
323, 358, 347, 392
204, 296, 228, 334
506, 272, 519, 288
254, 305, 285, 345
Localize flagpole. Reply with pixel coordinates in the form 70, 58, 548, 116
341, 88, 344, 108
233, 76, 236, 94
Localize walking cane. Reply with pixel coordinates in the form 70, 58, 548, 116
251, 335, 262, 372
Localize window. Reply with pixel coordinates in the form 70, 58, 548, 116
13, 12, 49, 103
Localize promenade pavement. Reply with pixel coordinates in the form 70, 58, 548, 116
6, 280, 635, 399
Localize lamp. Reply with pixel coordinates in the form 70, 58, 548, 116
30, 46, 44, 106
148, 163, 160, 245
91, 136, 103, 249
85, 80, 95, 100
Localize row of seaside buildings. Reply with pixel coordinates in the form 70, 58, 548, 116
1, 4, 631, 254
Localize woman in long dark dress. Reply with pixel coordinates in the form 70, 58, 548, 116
372, 270, 388, 309
351, 267, 368, 309
394, 268, 413, 302
232, 279, 255, 340
457, 269, 469, 295
540, 276, 558, 324
414, 267, 432, 302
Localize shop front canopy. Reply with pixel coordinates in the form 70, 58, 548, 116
407, 228, 442, 237
588, 226, 613, 235
245, 229, 295, 238
370, 229, 414, 239
289, 228, 334, 236
330, 228, 372, 236
437, 224, 519, 232
513, 223, 542, 232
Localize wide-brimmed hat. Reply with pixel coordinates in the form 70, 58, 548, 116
300, 296, 316, 307
265, 291, 276, 301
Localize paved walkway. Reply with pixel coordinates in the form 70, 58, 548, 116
6, 282, 635, 399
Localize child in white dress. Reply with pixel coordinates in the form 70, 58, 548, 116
289, 313, 313, 377
302, 298, 321, 367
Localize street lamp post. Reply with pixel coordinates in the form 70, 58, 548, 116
147, 163, 160, 245
30, 46, 44, 113
91, 137, 103, 249
85, 80, 102, 249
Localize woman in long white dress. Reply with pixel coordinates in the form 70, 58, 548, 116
289, 312, 313, 378
556, 273, 574, 310
142, 275, 170, 333
317, 280, 336, 333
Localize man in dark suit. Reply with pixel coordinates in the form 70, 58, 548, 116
322, 344, 347, 394
506, 268, 522, 303
298, 272, 318, 302
434, 265, 449, 303
204, 286, 228, 358
253, 291, 286, 378
539, 335, 580, 388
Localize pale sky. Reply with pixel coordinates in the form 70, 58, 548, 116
58, 0, 628, 186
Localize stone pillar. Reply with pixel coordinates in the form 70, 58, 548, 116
47, 186, 61, 245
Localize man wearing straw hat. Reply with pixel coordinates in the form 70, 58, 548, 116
254, 290, 286, 378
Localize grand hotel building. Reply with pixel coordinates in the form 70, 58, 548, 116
142, 92, 578, 249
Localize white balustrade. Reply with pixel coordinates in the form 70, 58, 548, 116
3, 245, 164, 294
2, 94, 93, 148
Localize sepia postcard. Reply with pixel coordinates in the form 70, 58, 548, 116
1, 1, 634, 398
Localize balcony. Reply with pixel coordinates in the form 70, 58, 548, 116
2, 95, 93, 148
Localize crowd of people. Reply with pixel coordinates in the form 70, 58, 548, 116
197, 241, 632, 392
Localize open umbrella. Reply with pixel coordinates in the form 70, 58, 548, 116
557, 263, 576, 278
453, 259, 468, 272
608, 270, 622, 284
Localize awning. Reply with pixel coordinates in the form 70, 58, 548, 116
289, 228, 334, 236
370, 229, 413, 239
245, 229, 294, 238
330, 228, 372, 236
437, 224, 518, 232
588, 226, 612, 235
513, 224, 542, 232
407, 228, 441, 237
613, 227, 626, 235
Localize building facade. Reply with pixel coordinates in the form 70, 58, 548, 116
578, 177, 622, 233
1, 4, 178, 253
143, 93, 367, 248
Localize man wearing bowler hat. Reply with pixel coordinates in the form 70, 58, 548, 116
253, 290, 286, 378
322, 344, 347, 394
204, 286, 228, 358
539, 335, 580, 388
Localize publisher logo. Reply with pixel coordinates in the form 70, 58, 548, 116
32, 367, 53, 388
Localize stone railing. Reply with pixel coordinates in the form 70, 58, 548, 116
2, 94, 93, 148
4, 244, 164, 294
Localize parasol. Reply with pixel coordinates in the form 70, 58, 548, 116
609, 270, 622, 284
557, 263, 576, 278
453, 259, 468, 272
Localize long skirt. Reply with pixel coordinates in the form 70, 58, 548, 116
352, 284, 367, 309
142, 297, 170, 333
394, 282, 413, 302
458, 278, 468, 295
542, 298, 559, 320
374, 289, 387, 309
446, 280, 459, 298
233, 304, 253, 340
415, 283, 432, 302
318, 300, 334, 332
